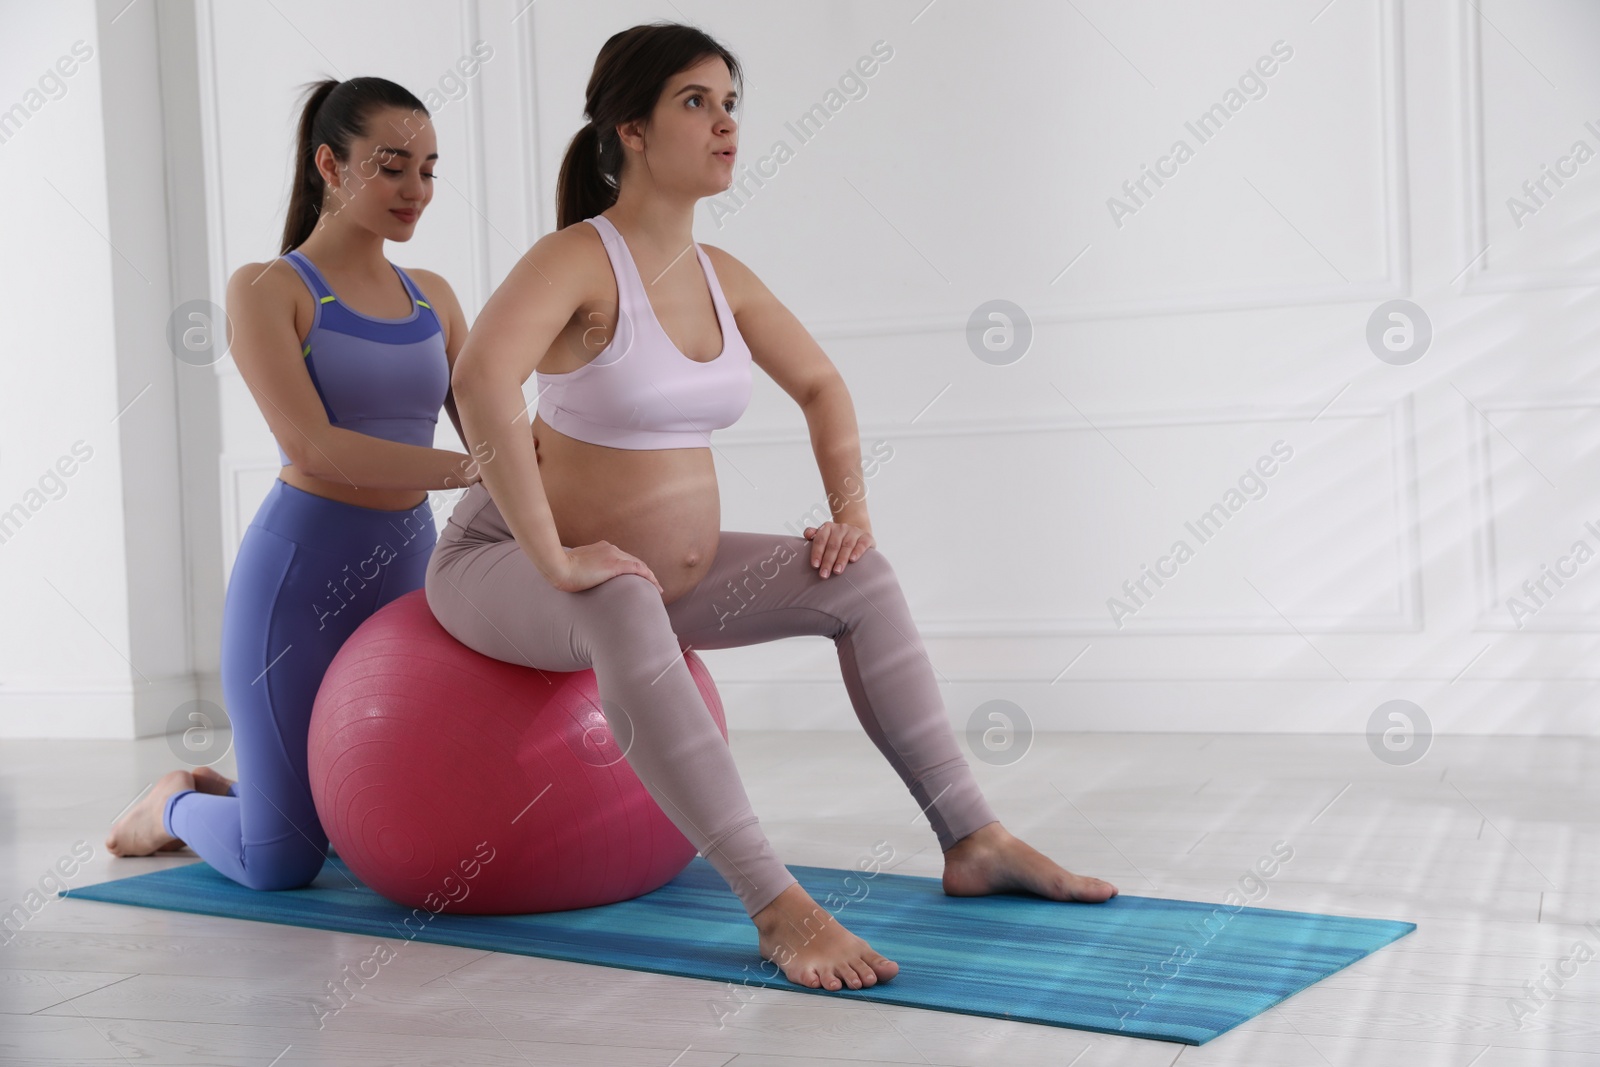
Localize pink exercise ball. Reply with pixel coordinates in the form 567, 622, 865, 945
307, 588, 727, 915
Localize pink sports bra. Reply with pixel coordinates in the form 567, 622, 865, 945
535, 214, 753, 450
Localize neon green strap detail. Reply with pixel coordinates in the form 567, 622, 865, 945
302, 343, 311, 357
416, 300, 431, 308
319, 295, 336, 304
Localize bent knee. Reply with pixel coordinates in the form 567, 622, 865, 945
842, 544, 894, 581
573, 572, 677, 647
579, 570, 663, 608
238, 843, 327, 891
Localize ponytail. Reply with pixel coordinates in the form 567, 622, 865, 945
281, 79, 340, 256
556, 120, 621, 231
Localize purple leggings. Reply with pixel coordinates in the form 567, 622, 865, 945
423, 483, 999, 918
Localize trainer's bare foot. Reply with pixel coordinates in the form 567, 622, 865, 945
105, 770, 195, 857
151, 766, 231, 852
753, 883, 898, 991
191, 765, 235, 795
942, 822, 1119, 902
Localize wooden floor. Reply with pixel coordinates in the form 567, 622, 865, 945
2, 730, 1596, 1066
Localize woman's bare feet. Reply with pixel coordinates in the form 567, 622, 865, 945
747, 825, 1111, 990
105, 769, 196, 857
191, 765, 235, 796
753, 883, 899, 992
942, 822, 1120, 902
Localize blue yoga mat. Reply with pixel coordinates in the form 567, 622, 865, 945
61, 855, 1413, 1044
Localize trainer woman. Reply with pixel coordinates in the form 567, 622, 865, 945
106, 77, 483, 891
428, 23, 1119, 992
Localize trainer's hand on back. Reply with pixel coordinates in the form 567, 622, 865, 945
552, 541, 665, 595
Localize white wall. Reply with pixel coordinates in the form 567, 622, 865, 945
6, 0, 1598, 739
0, 0, 199, 737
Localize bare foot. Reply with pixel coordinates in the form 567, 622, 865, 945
942, 822, 1119, 902
753, 883, 899, 991
152, 766, 231, 852
106, 770, 195, 857
191, 765, 236, 796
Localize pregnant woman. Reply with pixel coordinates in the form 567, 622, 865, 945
106, 77, 484, 890
428, 23, 1119, 991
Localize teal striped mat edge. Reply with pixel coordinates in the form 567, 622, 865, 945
60, 855, 1417, 1046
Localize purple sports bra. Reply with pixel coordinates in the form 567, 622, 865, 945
534, 214, 753, 450
276, 250, 450, 467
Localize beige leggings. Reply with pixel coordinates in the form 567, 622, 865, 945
423, 483, 999, 918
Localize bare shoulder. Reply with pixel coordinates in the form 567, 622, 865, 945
222, 258, 315, 366
699, 243, 770, 316
398, 267, 461, 313
539, 218, 617, 312
226, 257, 309, 318
553, 215, 609, 273
495, 218, 610, 300
227, 257, 299, 297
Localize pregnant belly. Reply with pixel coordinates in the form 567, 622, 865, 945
534, 416, 721, 605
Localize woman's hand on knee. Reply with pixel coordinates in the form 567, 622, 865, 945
552, 541, 665, 595
802, 521, 874, 579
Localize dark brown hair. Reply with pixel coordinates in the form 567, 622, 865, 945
556, 22, 743, 230
281, 76, 430, 255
